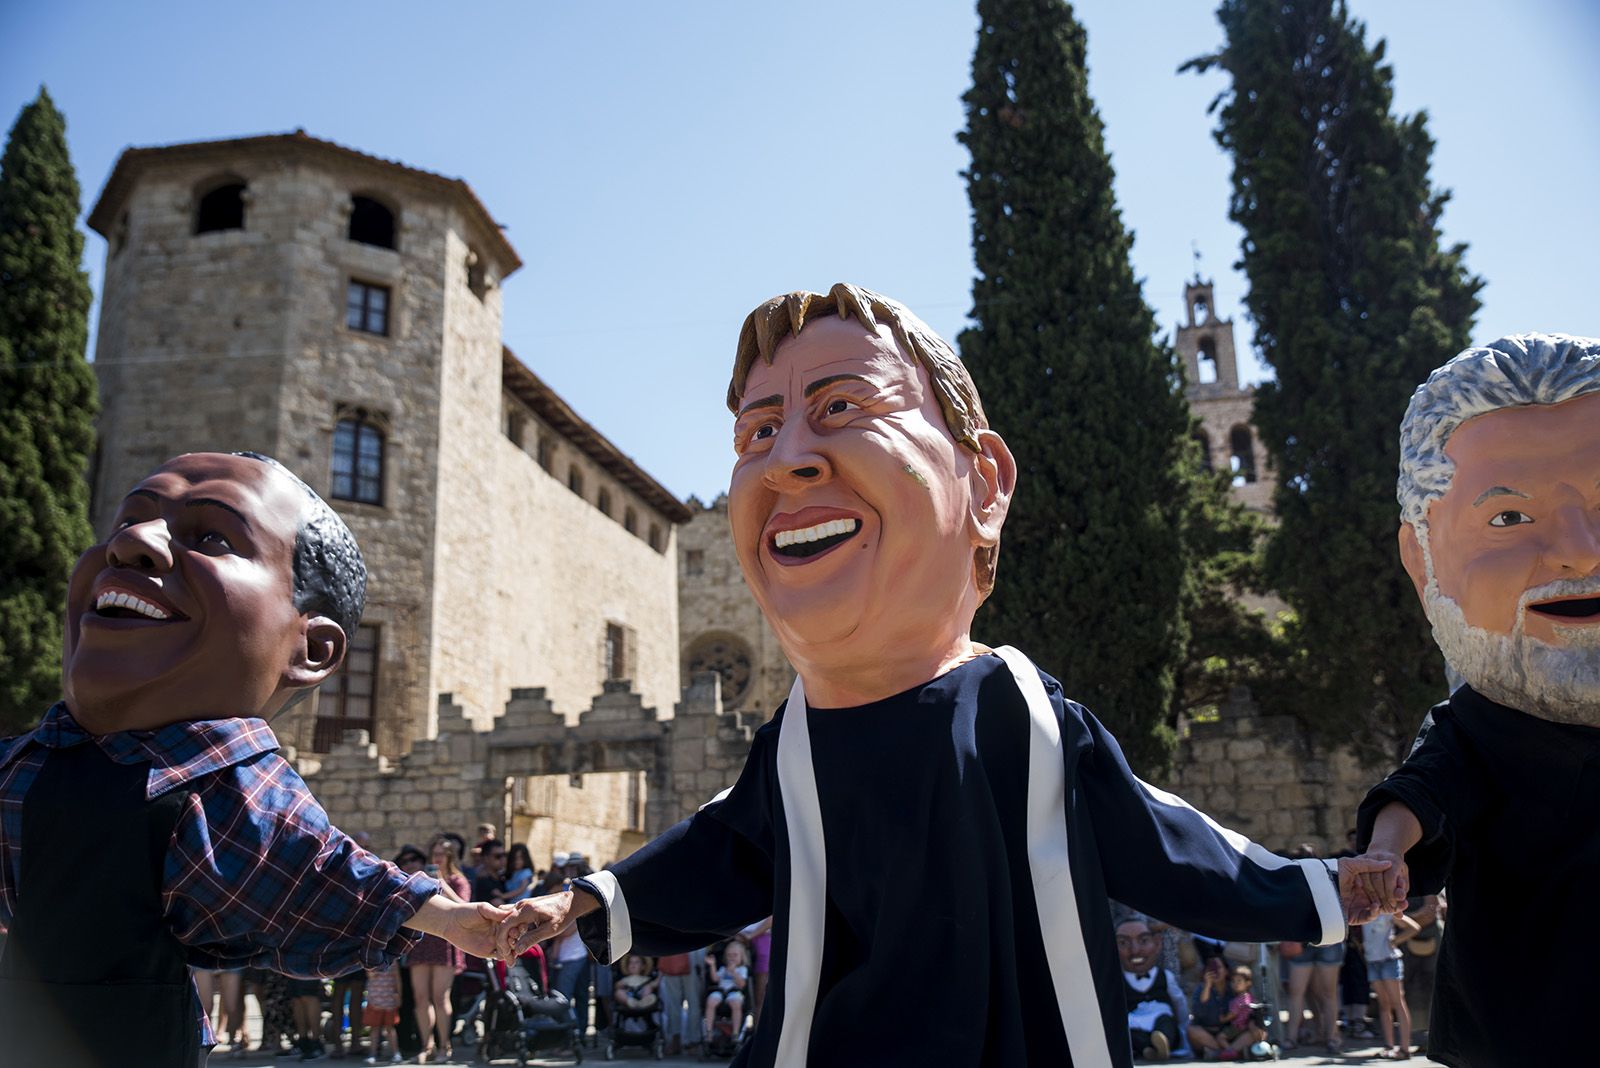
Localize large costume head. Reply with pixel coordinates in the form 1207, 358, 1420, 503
1396, 333, 1600, 725
61, 451, 366, 732
725, 283, 1015, 701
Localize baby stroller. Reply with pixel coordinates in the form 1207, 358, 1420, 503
699, 999, 747, 1061
476, 953, 584, 1065
606, 984, 665, 1060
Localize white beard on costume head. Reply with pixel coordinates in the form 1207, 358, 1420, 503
1420, 543, 1600, 727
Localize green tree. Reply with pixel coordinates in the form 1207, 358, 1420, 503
1186, 0, 1482, 762
0, 87, 97, 733
959, 0, 1198, 774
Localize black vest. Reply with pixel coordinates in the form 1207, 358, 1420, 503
0, 739, 203, 1066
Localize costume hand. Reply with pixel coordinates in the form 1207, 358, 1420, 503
443, 900, 514, 960
1338, 852, 1407, 925
496, 891, 578, 959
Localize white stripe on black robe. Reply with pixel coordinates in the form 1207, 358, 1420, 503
576, 647, 1342, 1067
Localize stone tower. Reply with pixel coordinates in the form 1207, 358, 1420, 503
85, 132, 686, 763
1173, 278, 1272, 513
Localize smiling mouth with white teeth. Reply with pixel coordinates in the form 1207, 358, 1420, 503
771, 518, 862, 559
93, 591, 174, 621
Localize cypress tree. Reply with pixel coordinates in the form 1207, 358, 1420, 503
0, 87, 98, 733
959, 0, 1195, 774
1186, 0, 1482, 761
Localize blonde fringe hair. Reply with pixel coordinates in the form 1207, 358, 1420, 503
726, 282, 1000, 598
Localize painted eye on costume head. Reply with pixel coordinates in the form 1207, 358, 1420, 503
196, 530, 234, 551
822, 397, 856, 416
1488, 510, 1534, 528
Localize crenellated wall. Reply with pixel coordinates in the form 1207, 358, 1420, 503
298, 672, 766, 866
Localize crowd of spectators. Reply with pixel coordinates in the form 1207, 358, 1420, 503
187, 823, 773, 1061
1112, 832, 1443, 1063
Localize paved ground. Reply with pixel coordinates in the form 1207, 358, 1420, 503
199, 1035, 1452, 1066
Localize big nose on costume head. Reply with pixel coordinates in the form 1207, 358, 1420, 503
105, 519, 175, 573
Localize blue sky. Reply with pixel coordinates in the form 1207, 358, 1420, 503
4, 1, 1596, 500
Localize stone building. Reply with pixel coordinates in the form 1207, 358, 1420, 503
85, 131, 694, 863
677, 495, 794, 720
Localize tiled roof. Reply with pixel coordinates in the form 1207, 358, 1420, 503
501, 347, 691, 524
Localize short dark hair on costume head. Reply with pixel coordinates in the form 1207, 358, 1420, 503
727, 283, 1000, 597
231, 451, 366, 638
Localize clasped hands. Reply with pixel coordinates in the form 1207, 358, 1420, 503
1337, 850, 1411, 926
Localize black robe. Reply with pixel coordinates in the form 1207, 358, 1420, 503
1357, 684, 1600, 1068
579, 649, 1342, 1067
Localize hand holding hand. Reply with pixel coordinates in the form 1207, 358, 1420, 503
495, 890, 591, 959
444, 900, 515, 959
1338, 851, 1408, 925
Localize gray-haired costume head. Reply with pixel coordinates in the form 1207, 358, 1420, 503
1397, 333, 1600, 529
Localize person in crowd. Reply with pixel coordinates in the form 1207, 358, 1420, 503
408, 835, 473, 1063
250, 966, 297, 1056
0, 452, 507, 1065
192, 965, 246, 1056
1363, 908, 1421, 1060
614, 951, 661, 1032
1212, 966, 1268, 1061
1117, 917, 1184, 1062
325, 964, 368, 1058
472, 837, 508, 902
656, 947, 707, 1055
290, 976, 327, 1060
445, 831, 472, 880
1187, 958, 1233, 1059
704, 939, 749, 1042
740, 917, 774, 1025
1280, 844, 1344, 1052
1356, 334, 1600, 1066
1401, 893, 1443, 1037
550, 916, 594, 1046
504, 844, 537, 902
364, 955, 405, 1066
497, 285, 1389, 1068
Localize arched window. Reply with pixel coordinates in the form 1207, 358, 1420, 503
332, 410, 386, 505
624, 507, 638, 535
597, 488, 613, 517
195, 181, 245, 233
348, 195, 396, 249
568, 466, 585, 497
1193, 431, 1213, 472
1196, 337, 1219, 385
648, 523, 664, 552
1229, 425, 1257, 486
686, 633, 754, 707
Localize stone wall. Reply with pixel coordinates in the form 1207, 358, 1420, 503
1164, 690, 1377, 855
300, 672, 763, 866
677, 496, 793, 717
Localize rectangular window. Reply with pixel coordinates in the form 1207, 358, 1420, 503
536, 436, 555, 473
684, 549, 705, 577
346, 280, 390, 336
604, 622, 631, 682
567, 466, 584, 496
331, 414, 385, 505
314, 623, 379, 751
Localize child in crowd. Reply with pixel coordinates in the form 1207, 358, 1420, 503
364, 959, 405, 1065
503, 844, 537, 902
1194, 966, 1268, 1061
703, 940, 749, 1041
1363, 909, 1421, 1060
614, 952, 661, 1034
